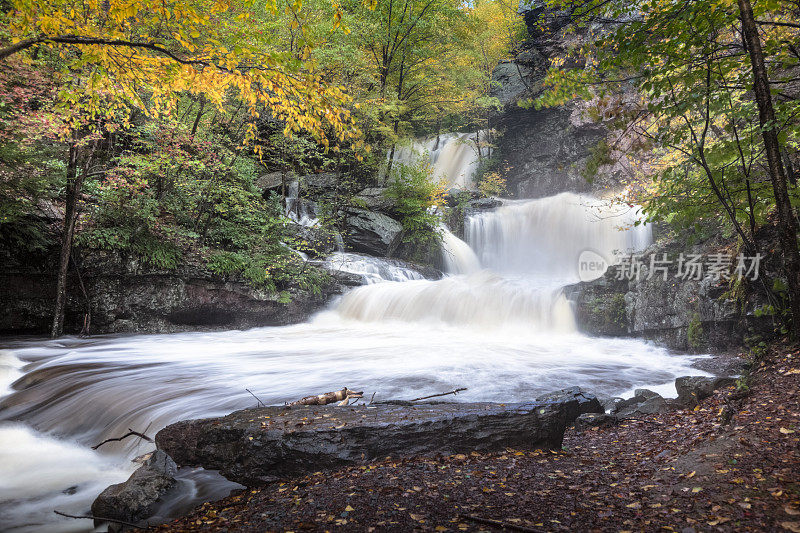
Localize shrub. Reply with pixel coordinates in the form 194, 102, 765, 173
384, 161, 444, 248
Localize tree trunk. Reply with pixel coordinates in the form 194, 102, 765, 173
51, 142, 82, 338
738, 0, 800, 337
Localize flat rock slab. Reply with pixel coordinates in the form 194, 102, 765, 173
156, 397, 598, 487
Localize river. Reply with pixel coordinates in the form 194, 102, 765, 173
0, 141, 707, 532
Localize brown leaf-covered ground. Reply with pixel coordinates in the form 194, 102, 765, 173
153, 345, 800, 532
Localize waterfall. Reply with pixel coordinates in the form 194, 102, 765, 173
285, 179, 320, 227
324, 252, 426, 284
440, 227, 481, 275
390, 131, 487, 189
333, 272, 576, 331
329, 192, 652, 330
466, 193, 652, 280
0, 129, 690, 533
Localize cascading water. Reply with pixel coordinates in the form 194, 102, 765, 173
284, 180, 320, 227
323, 252, 426, 284
466, 193, 652, 279
0, 133, 707, 532
390, 131, 488, 189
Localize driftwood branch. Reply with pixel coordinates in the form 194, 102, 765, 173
91, 429, 153, 450
460, 514, 539, 532
246, 388, 265, 407
288, 387, 363, 406
54, 510, 146, 529
410, 388, 467, 402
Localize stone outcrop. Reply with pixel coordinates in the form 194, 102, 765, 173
340, 208, 404, 257
91, 450, 177, 525
0, 260, 352, 335
156, 392, 603, 487
565, 239, 775, 352
487, 3, 631, 200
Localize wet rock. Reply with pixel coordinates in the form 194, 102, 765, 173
613, 389, 668, 417
534, 386, 604, 421
354, 187, 396, 213
341, 208, 403, 257
675, 376, 736, 406
255, 172, 284, 194
631, 396, 669, 415
634, 389, 662, 400
0, 263, 350, 335
573, 413, 618, 431
565, 238, 776, 351
156, 397, 598, 487
91, 450, 177, 525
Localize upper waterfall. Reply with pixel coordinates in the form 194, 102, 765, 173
390, 131, 488, 189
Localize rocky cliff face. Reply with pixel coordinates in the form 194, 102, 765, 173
489, 4, 633, 199
565, 239, 777, 352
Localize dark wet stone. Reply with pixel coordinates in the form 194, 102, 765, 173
91, 450, 177, 525
156, 394, 600, 487
675, 376, 736, 406
573, 413, 618, 431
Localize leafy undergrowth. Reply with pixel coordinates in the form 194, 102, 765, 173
153, 346, 800, 532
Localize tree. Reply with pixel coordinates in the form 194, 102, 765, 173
738, 0, 800, 338
535, 0, 800, 333
1, 0, 363, 336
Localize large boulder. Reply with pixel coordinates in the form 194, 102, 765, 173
156, 396, 600, 487
353, 187, 396, 213
341, 208, 404, 257
91, 450, 177, 525
565, 238, 776, 352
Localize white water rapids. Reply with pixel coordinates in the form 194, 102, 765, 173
0, 149, 707, 531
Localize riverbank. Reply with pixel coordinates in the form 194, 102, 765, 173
150, 343, 800, 532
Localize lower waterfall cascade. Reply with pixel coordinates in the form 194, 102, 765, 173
0, 134, 708, 532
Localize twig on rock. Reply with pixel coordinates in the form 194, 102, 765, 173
460, 514, 539, 532
54, 510, 146, 529
91, 429, 153, 450
410, 388, 467, 402
246, 388, 265, 407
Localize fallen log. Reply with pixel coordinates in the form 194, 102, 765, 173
288, 387, 363, 406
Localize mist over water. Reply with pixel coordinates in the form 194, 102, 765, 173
0, 133, 704, 532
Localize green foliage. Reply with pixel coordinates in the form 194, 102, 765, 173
581, 139, 614, 183
687, 313, 705, 350
536, 0, 800, 253
384, 161, 443, 248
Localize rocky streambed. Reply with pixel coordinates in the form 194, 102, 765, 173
87, 378, 741, 530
